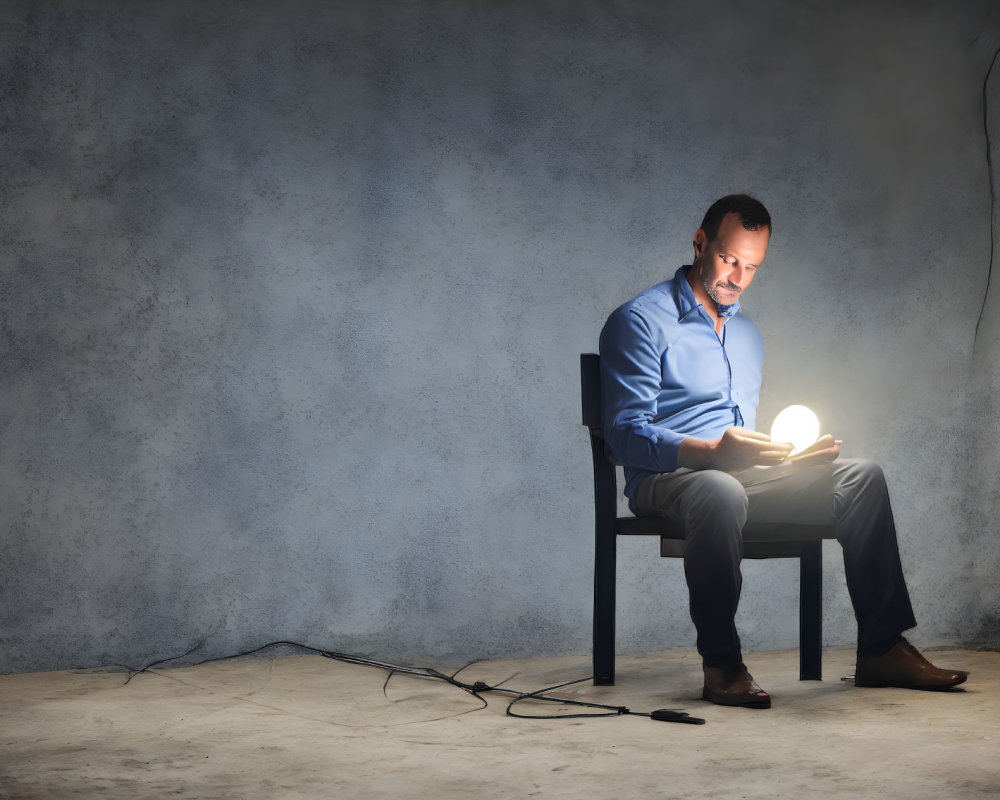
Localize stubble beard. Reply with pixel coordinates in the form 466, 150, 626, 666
701, 271, 741, 306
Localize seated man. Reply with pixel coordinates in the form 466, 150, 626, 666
599, 194, 968, 709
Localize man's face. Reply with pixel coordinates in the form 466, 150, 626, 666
691, 212, 770, 309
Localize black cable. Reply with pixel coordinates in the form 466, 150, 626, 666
498, 678, 701, 723
116, 639, 704, 725
974, 43, 1000, 344
117, 640, 206, 685
502, 677, 636, 720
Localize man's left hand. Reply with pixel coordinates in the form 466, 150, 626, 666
787, 434, 841, 465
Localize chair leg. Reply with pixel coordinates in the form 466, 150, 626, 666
799, 540, 823, 680
593, 524, 616, 685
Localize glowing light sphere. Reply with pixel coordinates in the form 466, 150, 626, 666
770, 405, 820, 455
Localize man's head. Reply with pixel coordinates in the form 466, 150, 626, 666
690, 194, 771, 311
698, 194, 771, 244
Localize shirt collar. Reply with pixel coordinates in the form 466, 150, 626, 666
674, 264, 741, 320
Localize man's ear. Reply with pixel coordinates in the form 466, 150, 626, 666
693, 228, 707, 259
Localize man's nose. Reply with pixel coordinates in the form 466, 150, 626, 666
727, 265, 747, 287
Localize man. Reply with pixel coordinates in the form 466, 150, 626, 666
598, 194, 968, 709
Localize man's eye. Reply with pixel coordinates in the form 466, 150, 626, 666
719, 254, 737, 265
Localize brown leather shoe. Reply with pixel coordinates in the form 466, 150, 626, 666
855, 638, 968, 691
703, 662, 771, 709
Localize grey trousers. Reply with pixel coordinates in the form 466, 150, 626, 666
631, 459, 918, 667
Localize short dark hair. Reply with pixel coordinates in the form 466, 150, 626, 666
699, 194, 771, 242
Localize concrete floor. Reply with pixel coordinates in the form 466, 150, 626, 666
1, 646, 997, 799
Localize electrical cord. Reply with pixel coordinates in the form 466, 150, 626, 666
974, 43, 1000, 345
116, 639, 705, 725
499, 676, 703, 723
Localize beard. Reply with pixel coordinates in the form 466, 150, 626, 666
701, 272, 742, 305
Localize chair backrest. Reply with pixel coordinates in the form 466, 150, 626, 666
580, 353, 620, 519
580, 353, 603, 432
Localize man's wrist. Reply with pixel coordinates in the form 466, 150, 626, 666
677, 436, 717, 470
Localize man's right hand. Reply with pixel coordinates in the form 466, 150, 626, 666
678, 427, 793, 473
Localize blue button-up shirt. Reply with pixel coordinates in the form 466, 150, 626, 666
599, 265, 765, 498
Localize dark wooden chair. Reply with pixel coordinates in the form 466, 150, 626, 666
581, 353, 837, 686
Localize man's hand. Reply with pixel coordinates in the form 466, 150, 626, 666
788, 434, 841, 465
679, 427, 793, 473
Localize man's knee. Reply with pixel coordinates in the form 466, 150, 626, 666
683, 470, 749, 532
847, 458, 885, 482
674, 471, 747, 568
833, 458, 889, 518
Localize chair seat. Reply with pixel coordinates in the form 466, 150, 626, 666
616, 514, 835, 552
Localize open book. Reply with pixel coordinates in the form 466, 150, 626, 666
739, 434, 842, 486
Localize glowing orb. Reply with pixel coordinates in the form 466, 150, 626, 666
770, 405, 820, 455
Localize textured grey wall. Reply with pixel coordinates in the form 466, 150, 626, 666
2, 0, 999, 674
970, 48, 1000, 648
